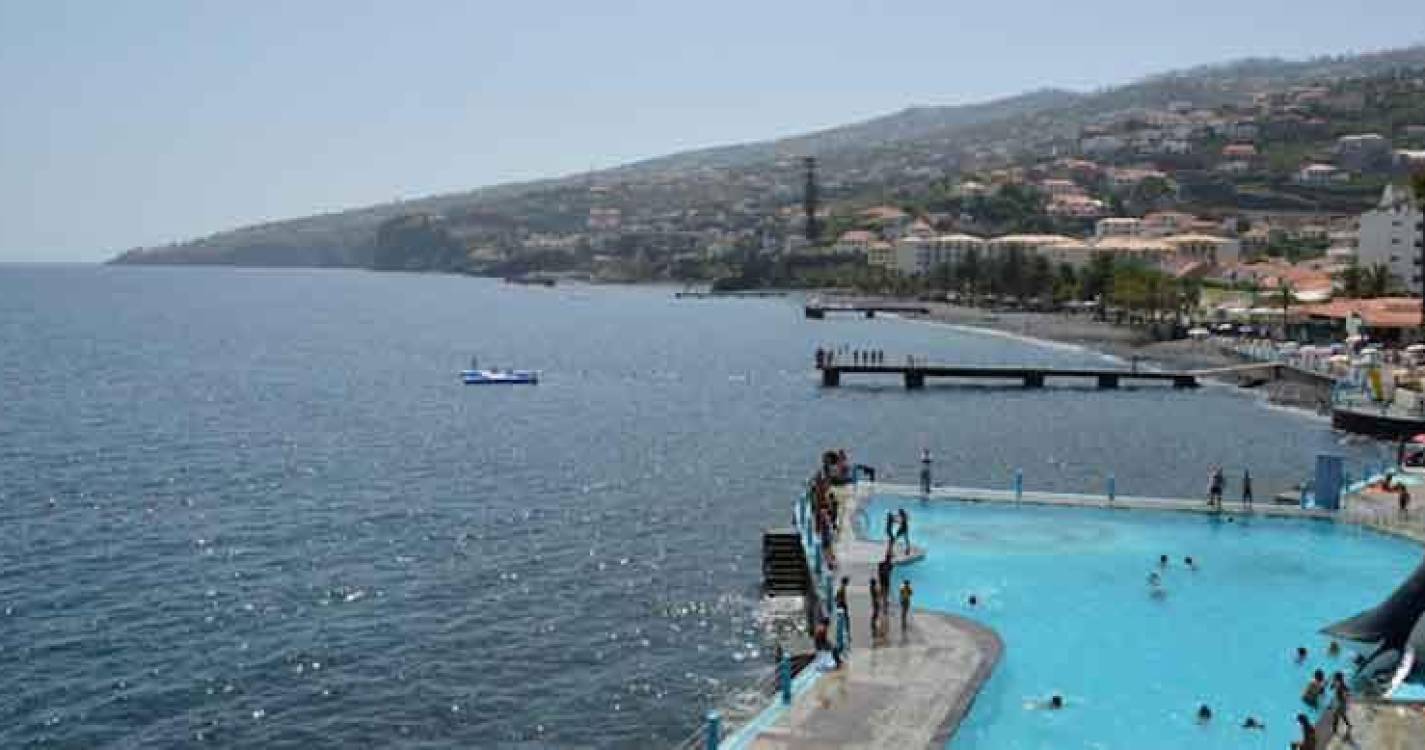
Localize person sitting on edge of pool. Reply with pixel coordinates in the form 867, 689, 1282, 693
1295, 646, 1309, 664
1241, 716, 1264, 730
1196, 704, 1212, 723
1302, 669, 1326, 708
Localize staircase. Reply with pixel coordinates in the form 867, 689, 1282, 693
762, 528, 811, 597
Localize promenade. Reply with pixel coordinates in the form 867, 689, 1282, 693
741, 484, 1001, 749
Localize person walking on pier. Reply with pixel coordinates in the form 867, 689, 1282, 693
1241, 469, 1253, 507
899, 579, 913, 636
897, 508, 911, 555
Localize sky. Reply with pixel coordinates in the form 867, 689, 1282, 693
1, 1, 1422, 261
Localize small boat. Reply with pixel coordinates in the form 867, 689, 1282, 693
461, 357, 538, 385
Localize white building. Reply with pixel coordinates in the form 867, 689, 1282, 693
1162, 234, 1241, 267
891, 234, 985, 275
1357, 184, 1424, 292
1095, 218, 1142, 238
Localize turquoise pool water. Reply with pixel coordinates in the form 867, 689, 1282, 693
863, 496, 1422, 749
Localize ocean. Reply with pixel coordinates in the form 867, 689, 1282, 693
0, 265, 1390, 747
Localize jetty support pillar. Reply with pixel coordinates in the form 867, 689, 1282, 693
804, 306, 825, 319
1172, 375, 1197, 389
1097, 374, 1119, 389
821, 368, 841, 387
864, 310, 876, 319
904, 371, 925, 389
1023, 371, 1045, 388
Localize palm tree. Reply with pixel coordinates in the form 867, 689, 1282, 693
1276, 277, 1295, 337
1339, 264, 1364, 298
1366, 264, 1392, 298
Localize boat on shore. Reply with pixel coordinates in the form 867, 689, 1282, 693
461, 357, 539, 385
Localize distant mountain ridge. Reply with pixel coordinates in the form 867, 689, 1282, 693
111, 44, 1425, 268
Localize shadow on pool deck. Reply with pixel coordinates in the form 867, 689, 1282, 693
744, 485, 1002, 749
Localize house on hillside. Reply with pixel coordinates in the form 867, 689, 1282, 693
1337, 133, 1393, 172
1295, 163, 1347, 185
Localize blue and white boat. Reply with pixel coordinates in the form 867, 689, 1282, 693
461, 357, 538, 385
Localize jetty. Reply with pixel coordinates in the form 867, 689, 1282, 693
675, 290, 788, 299
804, 303, 930, 319
817, 360, 1201, 389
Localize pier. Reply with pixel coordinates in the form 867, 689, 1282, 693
804, 303, 930, 319
817, 361, 1201, 389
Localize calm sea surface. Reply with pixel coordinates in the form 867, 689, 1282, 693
0, 265, 1392, 747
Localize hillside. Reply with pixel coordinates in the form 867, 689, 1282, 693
111, 45, 1425, 270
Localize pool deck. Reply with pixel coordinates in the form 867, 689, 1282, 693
876, 481, 1339, 520
1324, 700, 1425, 749
742, 484, 1002, 749
740, 479, 1425, 749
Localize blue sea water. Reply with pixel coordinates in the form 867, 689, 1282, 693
864, 496, 1421, 750
0, 265, 1399, 747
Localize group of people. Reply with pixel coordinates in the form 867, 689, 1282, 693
884, 508, 911, 556
1289, 644, 1354, 749
1206, 465, 1252, 509
866, 561, 914, 642
1382, 472, 1414, 519
814, 346, 885, 368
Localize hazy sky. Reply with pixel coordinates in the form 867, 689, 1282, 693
1, 1, 1422, 261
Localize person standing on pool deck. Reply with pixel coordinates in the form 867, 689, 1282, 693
1241, 469, 1253, 507
1207, 466, 1224, 509
1295, 713, 1316, 750
1399, 484, 1412, 520
897, 508, 910, 555
899, 579, 913, 635
920, 448, 932, 496
868, 577, 882, 638
885, 511, 897, 550
1331, 672, 1353, 737
877, 553, 893, 611
835, 576, 849, 611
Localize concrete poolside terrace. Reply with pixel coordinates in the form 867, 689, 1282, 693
731, 480, 1425, 749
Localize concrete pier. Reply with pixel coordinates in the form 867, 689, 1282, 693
740, 485, 1002, 749
816, 362, 1201, 390
805, 304, 931, 320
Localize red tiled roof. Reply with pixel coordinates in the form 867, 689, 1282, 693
1297, 298, 1425, 328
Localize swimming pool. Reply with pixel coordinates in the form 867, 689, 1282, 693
863, 496, 1422, 749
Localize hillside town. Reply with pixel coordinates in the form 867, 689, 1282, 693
112, 52, 1425, 349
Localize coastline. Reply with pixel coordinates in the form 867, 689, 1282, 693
894, 301, 1244, 372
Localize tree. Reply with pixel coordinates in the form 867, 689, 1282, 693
954, 248, 982, 297
1275, 278, 1295, 327
1366, 264, 1392, 297
1054, 263, 1080, 303
1025, 254, 1053, 304
1082, 252, 1115, 305
1340, 264, 1364, 298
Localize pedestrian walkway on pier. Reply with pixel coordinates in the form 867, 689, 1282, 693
804, 303, 930, 320
816, 359, 1201, 389
741, 484, 1001, 749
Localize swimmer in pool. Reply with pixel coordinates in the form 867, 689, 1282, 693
1242, 716, 1264, 730
1196, 704, 1212, 723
